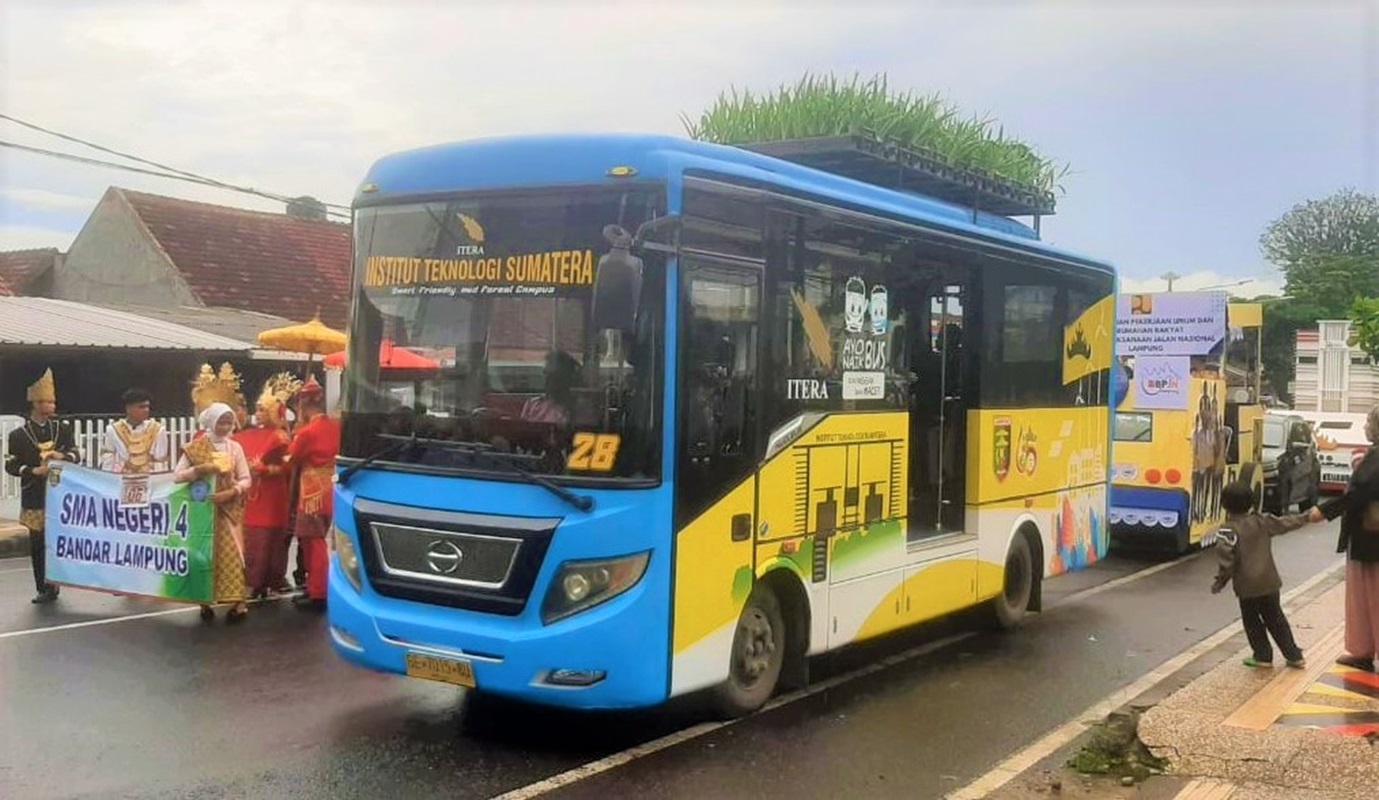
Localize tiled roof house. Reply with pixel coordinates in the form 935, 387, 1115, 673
0, 247, 62, 296
51, 188, 352, 328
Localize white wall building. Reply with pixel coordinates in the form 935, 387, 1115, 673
1293, 320, 1379, 413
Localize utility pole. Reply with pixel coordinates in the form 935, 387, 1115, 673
1161, 271, 1180, 291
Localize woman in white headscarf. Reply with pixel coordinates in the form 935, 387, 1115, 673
1319, 405, 1379, 672
175, 402, 252, 623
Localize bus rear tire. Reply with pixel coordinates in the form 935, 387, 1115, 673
711, 586, 786, 719
991, 533, 1035, 630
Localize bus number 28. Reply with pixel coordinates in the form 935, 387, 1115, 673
568, 433, 621, 472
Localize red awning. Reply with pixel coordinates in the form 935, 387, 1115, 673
324, 340, 439, 370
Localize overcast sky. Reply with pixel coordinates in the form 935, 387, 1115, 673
1, 0, 1375, 296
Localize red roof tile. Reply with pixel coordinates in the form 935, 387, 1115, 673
118, 189, 352, 329
0, 248, 59, 294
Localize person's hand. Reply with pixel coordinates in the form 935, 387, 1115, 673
210, 488, 238, 505
31, 465, 49, 478
1308, 507, 1325, 523
194, 463, 219, 477
1211, 582, 1224, 595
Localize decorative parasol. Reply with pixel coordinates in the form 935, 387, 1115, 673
323, 339, 439, 371
256, 314, 347, 357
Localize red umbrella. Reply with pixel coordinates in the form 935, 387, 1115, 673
324, 340, 439, 370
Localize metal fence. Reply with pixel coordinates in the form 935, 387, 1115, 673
1, 415, 198, 520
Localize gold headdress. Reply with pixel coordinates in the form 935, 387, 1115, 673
26, 368, 56, 404
191, 362, 242, 415
256, 372, 303, 421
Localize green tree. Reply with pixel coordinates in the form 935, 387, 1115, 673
1258, 296, 1326, 405
1349, 297, 1379, 364
1257, 189, 1379, 403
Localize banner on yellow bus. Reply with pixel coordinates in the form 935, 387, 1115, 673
966, 406, 1109, 505
1063, 295, 1114, 384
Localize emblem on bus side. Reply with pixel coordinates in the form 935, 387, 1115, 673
993, 417, 1013, 482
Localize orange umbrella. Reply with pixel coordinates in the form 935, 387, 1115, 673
323, 340, 439, 370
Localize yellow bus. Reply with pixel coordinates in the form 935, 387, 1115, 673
1109, 293, 1265, 554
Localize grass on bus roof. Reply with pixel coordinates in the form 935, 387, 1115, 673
682, 73, 1068, 196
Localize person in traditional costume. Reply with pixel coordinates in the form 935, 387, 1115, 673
5, 369, 82, 604
99, 388, 170, 473
286, 376, 339, 610
236, 373, 300, 599
175, 364, 252, 623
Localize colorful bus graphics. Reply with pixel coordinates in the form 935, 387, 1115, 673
328, 134, 1116, 714
1110, 293, 1265, 553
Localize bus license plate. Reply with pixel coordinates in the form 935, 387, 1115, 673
405, 652, 476, 688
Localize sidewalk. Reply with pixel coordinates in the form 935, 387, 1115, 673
1, 518, 27, 559
983, 567, 1372, 800
1134, 579, 1378, 799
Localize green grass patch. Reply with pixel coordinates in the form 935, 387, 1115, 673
683, 72, 1068, 195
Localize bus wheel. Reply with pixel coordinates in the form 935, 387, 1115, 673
712, 587, 786, 719
991, 534, 1035, 630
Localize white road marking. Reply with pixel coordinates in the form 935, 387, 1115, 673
944, 558, 1345, 800
0, 593, 299, 640
0, 605, 198, 638
491, 549, 1290, 800
491, 631, 976, 800
1047, 549, 1206, 605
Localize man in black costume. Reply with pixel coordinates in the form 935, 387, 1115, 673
4, 368, 81, 604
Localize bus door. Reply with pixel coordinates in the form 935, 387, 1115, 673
672, 256, 764, 665
911, 280, 968, 537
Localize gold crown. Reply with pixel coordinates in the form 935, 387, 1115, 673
191, 362, 242, 414
256, 372, 303, 417
26, 368, 56, 404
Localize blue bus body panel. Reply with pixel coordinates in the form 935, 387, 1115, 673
328, 470, 675, 709
355, 134, 1114, 275
336, 132, 1117, 708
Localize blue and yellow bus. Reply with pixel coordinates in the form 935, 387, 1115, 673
328, 134, 1117, 714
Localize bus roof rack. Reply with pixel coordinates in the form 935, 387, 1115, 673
737, 129, 1057, 221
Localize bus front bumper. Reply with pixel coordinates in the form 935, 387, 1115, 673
1108, 486, 1190, 551
326, 558, 670, 710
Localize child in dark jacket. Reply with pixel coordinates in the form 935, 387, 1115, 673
1211, 481, 1324, 668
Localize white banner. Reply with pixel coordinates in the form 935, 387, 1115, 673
1115, 292, 1228, 356
1134, 356, 1192, 410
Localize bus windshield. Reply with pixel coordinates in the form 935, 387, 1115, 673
343, 187, 666, 481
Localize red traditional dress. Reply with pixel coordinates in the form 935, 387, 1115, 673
289, 409, 340, 601
235, 425, 292, 596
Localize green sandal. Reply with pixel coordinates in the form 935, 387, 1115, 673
1243, 657, 1273, 668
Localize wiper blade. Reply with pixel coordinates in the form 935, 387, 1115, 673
361, 434, 595, 512
338, 432, 418, 485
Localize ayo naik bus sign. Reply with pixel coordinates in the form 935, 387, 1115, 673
1115, 291, 1229, 357
43, 464, 215, 603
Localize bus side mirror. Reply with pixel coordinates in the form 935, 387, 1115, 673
592, 225, 643, 333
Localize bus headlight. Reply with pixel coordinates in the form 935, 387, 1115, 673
542, 552, 649, 624
331, 524, 363, 592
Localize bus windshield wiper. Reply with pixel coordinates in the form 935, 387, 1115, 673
338, 432, 419, 485
358, 434, 595, 512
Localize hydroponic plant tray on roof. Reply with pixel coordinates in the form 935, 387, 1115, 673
739, 129, 1057, 218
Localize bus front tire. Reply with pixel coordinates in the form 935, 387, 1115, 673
991, 533, 1035, 630
712, 587, 786, 719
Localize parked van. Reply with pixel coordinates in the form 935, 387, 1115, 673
1291, 411, 1369, 493
1261, 411, 1321, 513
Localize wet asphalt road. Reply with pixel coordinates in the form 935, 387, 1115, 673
0, 520, 1344, 800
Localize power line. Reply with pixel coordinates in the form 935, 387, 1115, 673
0, 139, 351, 221
0, 112, 351, 216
